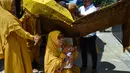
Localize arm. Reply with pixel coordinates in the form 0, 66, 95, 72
8, 18, 34, 40
15, 26, 34, 40
49, 52, 66, 71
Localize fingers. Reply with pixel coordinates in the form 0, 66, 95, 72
34, 35, 41, 46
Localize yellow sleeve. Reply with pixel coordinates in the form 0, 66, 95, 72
15, 26, 34, 40
49, 53, 66, 71
59, 53, 66, 60
7, 17, 34, 40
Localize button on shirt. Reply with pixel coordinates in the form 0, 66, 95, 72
78, 4, 97, 38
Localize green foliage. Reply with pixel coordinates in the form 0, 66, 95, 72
94, 0, 115, 7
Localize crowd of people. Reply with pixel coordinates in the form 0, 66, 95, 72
0, 0, 118, 73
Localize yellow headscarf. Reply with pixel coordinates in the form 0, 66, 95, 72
45, 30, 66, 73
46, 30, 61, 56
0, 0, 21, 59
0, 0, 13, 11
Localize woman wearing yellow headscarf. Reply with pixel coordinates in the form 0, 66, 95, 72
20, 9, 41, 71
44, 30, 80, 73
0, 0, 40, 73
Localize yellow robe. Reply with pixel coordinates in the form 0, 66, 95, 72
44, 30, 80, 73
0, 4, 33, 73
20, 11, 41, 63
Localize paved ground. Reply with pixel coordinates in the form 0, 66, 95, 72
76, 31, 130, 73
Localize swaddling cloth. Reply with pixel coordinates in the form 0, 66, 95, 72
64, 52, 73, 68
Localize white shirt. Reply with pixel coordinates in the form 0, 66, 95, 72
79, 4, 97, 37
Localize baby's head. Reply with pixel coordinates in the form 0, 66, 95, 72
68, 45, 77, 52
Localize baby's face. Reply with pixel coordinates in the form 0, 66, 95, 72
68, 45, 75, 52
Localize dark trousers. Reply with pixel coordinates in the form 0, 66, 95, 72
0, 59, 4, 71
80, 35, 97, 69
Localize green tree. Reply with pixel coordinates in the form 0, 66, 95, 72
94, 0, 115, 7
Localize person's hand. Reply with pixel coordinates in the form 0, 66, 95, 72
63, 45, 71, 54
34, 35, 40, 46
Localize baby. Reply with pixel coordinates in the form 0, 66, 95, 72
64, 45, 76, 68
58, 45, 77, 73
